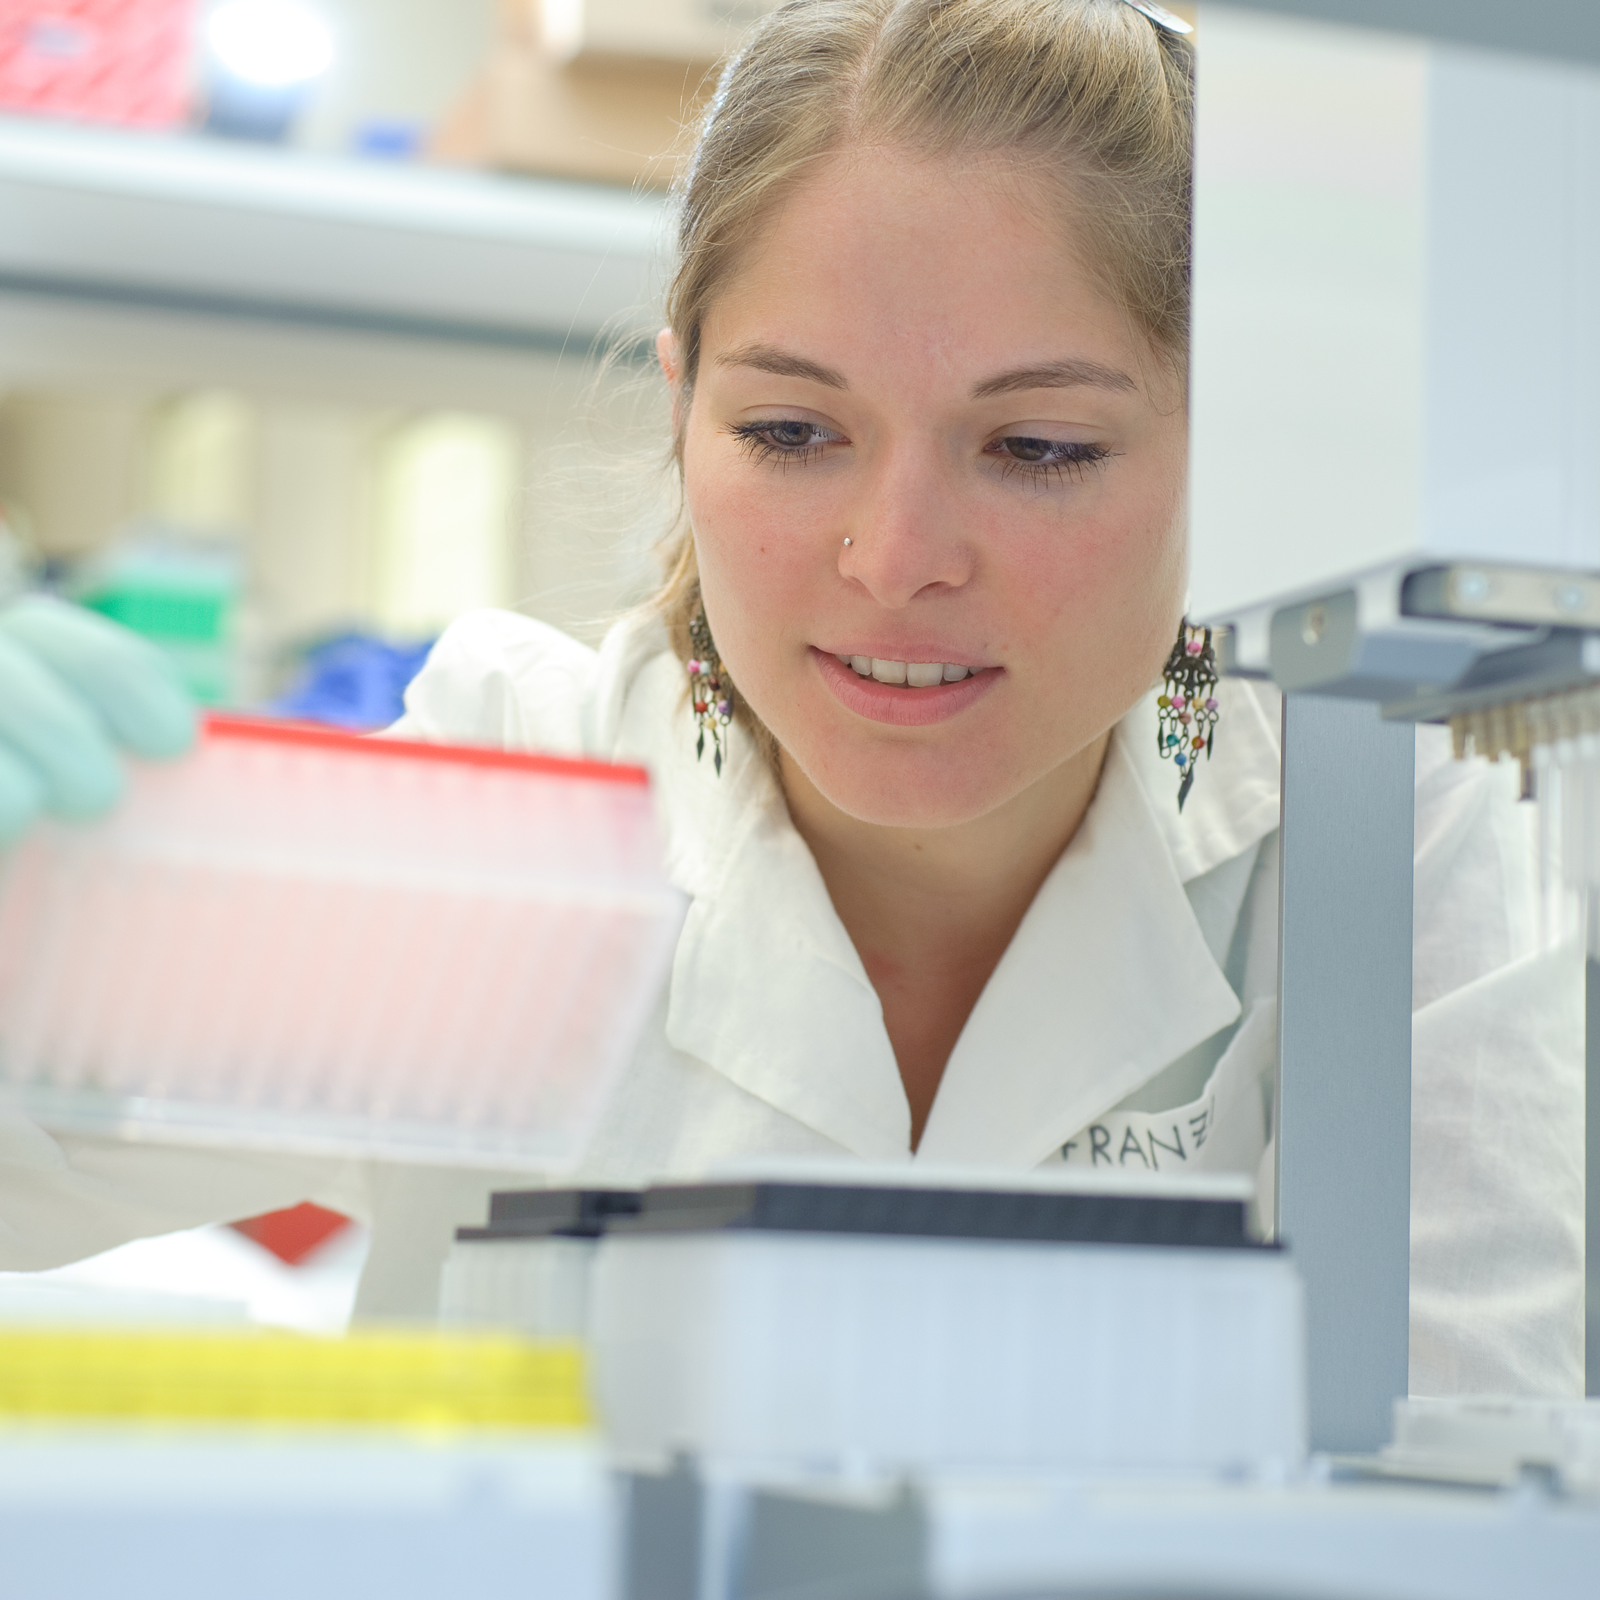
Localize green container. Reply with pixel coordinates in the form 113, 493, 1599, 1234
76, 535, 242, 707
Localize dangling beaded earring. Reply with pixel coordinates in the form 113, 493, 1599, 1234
687, 603, 734, 776
1157, 621, 1220, 813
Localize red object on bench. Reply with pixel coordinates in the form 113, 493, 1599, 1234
231, 1202, 351, 1267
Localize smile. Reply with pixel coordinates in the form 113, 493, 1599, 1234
834, 655, 974, 687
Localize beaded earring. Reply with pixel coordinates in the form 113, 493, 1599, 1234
687, 603, 733, 776
1157, 622, 1220, 812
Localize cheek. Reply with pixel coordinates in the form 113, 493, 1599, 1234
682, 426, 828, 693
993, 476, 1185, 692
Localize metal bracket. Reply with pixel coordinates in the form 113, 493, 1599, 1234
1210, 559, 1600, 720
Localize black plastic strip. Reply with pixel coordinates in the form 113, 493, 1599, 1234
606, 1182, 1262, 1251
455, 1186, 643, 1241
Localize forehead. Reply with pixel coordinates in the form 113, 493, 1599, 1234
699, 147, 1152, 393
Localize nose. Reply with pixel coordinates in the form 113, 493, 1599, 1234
838, 442, 974, 608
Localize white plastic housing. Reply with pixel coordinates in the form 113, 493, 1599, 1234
0, 1430, 615, 1600
591, 1230, 1306, 1481
1189, 6, 1600, 624
439, 1237, 597, 1337
922, 1469, 1600, 1600
1383, 1395, 1600, 1494
0, 716, 685, 1166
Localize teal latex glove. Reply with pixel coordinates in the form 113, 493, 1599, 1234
0, 596, 197, 844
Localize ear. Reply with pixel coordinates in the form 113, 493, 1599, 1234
656, 327, 682, 389
657, 327, 687, 436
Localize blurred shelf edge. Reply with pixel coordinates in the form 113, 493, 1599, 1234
0, 117, 670, 355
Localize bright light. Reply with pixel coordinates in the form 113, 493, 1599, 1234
206, 1, 333, 89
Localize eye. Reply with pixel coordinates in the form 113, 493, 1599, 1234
1002, 436, 1056, 463
766, 421, 821, 449
727, 418, 844, 466
986, 435, 1115, 484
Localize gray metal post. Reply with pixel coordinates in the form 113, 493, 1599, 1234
1587, 960, 1599, 1396
1276, 695, 1415, 1454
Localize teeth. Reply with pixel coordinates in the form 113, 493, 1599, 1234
842, 656, 977, 687
836, 654, 851, 665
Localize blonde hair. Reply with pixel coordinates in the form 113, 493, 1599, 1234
651, 0, 1194, 709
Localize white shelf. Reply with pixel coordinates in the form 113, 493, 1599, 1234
0, 118, 669, 350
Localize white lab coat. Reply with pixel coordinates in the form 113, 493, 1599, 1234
0, 609, 1583, 1397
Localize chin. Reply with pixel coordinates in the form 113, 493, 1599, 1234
787, 730, 1037, 830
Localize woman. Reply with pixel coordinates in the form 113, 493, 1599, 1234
0, 0, 1582, 1396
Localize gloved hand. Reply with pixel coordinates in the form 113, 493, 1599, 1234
0, 595, 197, 845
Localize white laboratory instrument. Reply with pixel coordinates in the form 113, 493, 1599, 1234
1191, 4, 1600, 798
441, 1188, 643, 1338
1187, 0, 1600, 1452
588, 1172, 1305, 1483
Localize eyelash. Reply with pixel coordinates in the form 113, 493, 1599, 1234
985, 437, 1116, 486
728, 420, 838, 469
727, 421, 1116, 485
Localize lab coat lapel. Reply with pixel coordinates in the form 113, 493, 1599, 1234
915, 728, 1246, 1169
1128, 676, 1282, 885
665, 811, 913, 1161
624, 648, 912, 1162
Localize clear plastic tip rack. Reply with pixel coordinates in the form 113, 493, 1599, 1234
0, 715, 685, 1167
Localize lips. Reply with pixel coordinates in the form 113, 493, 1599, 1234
811, 647, 1000, 727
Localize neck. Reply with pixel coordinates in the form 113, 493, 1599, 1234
780, 732, 1110, 1149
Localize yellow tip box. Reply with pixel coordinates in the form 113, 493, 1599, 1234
0, 1328, 590, 1430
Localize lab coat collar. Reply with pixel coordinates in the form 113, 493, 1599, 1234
622, 665, 910, 1157
666, 794, 915, 1161
606, 618, 1280, 1165
604, 625, 911, 1159
1126, 676, 1282, 885
914, 727, 1246, 1167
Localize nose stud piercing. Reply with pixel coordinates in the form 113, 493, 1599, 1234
842, 537, 852, 547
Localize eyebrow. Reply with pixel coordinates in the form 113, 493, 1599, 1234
713, 345, 1138, 400
971, 359, 1137, 399
715, 342, 848, 389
